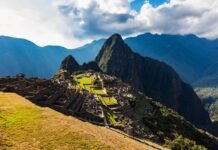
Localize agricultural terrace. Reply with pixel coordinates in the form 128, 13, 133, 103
73, 72, 122, 127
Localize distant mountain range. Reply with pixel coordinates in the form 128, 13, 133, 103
125, 33, 218, 85
0, 36, 104, 78
1, 33, 218, 143
0, 33, 217, 87
0, 36, 68, 78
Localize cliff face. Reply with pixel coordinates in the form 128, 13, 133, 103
95, 34, 211, 129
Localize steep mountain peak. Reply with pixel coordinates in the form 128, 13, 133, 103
96, 34, 215, 136
109, 33, 123, 41
60, 55, 80, 73
56, 55, 101, 80
95, 34, 132, 72
103, 33, 130, 53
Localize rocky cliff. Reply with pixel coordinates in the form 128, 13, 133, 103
95, 34, 213, 133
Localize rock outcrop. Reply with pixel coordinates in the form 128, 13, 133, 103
57, 55, 101, 74
60, 55, 80, 74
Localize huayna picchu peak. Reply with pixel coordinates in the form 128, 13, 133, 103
95, 34, 217, 136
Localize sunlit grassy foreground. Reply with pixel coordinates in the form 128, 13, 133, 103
0, 92, 155, 150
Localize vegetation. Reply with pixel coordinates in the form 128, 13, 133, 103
100, 96, 117, 106
195, 87, 218, 121
73, 73, 121, 126
165, 135, 206, 150
105, 111, 121, 126
140, 100, 208, 149
0, 93, 154, 150
72, 72, 217, 149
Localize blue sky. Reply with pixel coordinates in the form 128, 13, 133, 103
131, 0, 167, 11
0, 0, 217, 48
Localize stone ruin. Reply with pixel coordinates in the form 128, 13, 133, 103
0, 76, 104, 125
0, 73, 158, 139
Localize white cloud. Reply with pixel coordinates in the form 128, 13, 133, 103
0, 0, 90, 48
0, 0, 217, 48
137, 0, 218, 39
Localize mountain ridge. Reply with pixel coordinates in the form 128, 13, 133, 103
1, 33, 218, 87
95, 33, 215, 135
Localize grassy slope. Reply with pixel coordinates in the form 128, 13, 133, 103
0, 92, 159, 150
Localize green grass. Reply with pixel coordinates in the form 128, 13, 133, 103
74, 75, 96, 85
0, 108, 42, 129
0, 93, 155, 150
73, 73, 121, 127
98, 96, 107, 106
73, 73, 118, 106
105, 111, 121, 126
93, 89, 106, 95
74, 74, 97, 91
0, 93, 111, 149
100, 96, 117, 106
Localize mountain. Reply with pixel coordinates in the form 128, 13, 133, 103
194, 61, 218, 87
1, 62, 218, 149
0, 36, 69, 78
95, 34, 216, 134
73, 33, 218, 87
71, 39, 105, 64
1, 34, 217, 87
72, 33, 218, 86
125, 33, 218, 84
0, 36, 103, 78
195, 87, 218, 122
55, 55, 101, 77
60, 55, 81, 74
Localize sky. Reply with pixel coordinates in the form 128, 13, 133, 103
131, 0, 167, 10
0, 0, 218, 48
